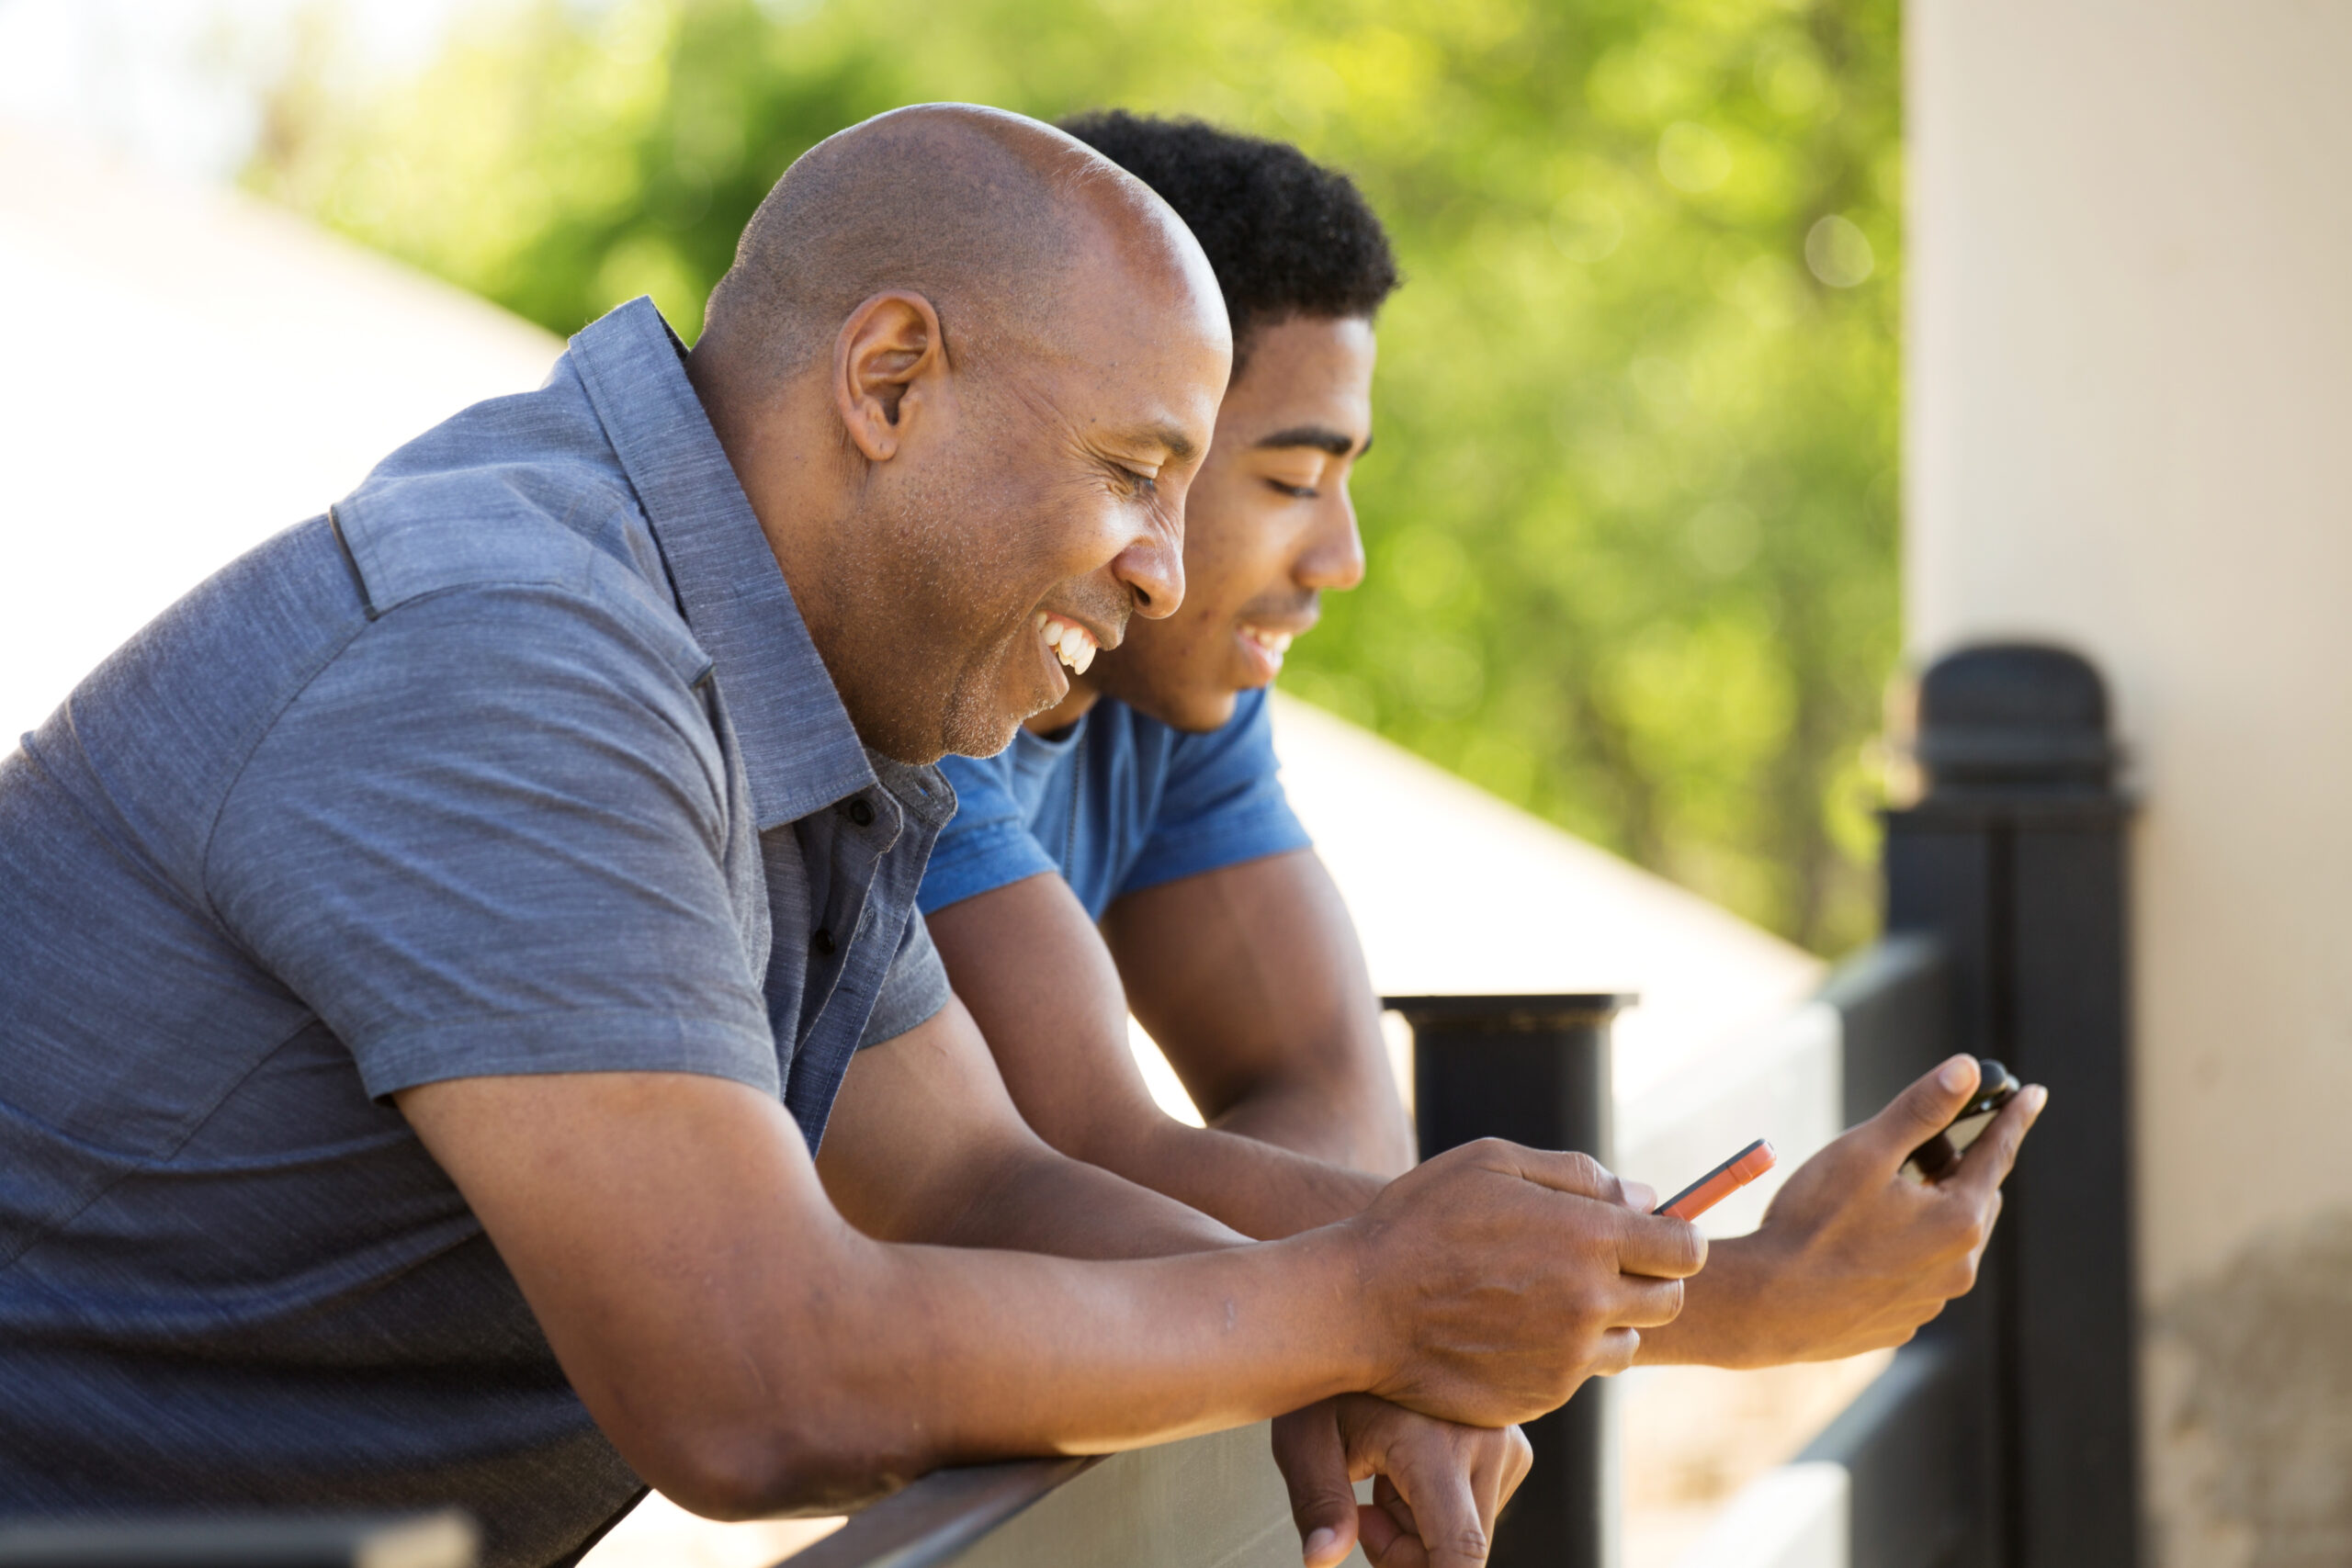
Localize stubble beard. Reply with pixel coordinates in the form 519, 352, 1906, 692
835, 466, 1034, 765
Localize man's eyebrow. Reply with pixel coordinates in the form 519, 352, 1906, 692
1254, 424, 1365, 457
1140, 423, 1200, 466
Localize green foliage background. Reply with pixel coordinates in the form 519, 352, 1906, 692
252, 0, 1900, 953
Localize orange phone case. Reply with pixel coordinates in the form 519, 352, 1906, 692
1657, 1137, 1778, 1221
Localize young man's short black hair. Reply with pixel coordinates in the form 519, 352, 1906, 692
1060, 110, 1400, 372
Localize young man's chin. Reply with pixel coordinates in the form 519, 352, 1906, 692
1088, 652, 1250, 735
1154, 682, 1248, 736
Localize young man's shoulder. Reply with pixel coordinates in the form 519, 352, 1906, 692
920, 688, 1301, 920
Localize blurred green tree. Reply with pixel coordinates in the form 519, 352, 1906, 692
251, 0, 1898, 953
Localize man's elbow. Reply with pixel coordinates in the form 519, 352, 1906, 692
635, 1409, 920, 1522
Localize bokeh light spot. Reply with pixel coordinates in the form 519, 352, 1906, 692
1804, 213, 1874, 287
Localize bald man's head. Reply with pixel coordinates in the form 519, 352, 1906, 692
686, 105, 1231, 764
705, 105, 1189, 383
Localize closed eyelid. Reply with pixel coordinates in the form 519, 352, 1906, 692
1256, 452, 1338, 489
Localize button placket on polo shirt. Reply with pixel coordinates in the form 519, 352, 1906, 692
792, 790, 899, 1049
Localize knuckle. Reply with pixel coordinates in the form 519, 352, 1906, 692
1653, 1221, 1705, 1275
1449, 1524, 1494, 1562
1593, 1326, 1638, 1367
1300, 1483, 1357, 1516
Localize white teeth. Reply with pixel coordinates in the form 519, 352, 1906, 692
1039, 615, 1098, 674
1244, 627, 1295, 657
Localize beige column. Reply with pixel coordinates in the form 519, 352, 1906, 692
1906, 3, 2352, 1562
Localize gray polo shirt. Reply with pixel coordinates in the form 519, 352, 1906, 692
0, 299, 953, 1566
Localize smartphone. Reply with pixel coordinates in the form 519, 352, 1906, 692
1902, 1056, 2021, 1181
1655, 1137, 1778, 1222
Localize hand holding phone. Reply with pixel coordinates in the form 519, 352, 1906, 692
1654, 1137, 1778, 1222
1902, 1056, 2021, 1181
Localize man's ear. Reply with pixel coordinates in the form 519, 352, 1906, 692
831, 290, 947, 463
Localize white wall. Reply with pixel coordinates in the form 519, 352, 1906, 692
0, 123, 561, 741
1905, 5, 2352, 1562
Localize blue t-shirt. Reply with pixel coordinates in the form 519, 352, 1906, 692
0, 300, 949, 1566
921, 686, 1312, 921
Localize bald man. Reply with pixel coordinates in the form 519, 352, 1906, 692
0, 107, 1700, 1568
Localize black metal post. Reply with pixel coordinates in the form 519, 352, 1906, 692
1883, 643, 2139, 1568
1387, 993, 1634, 1568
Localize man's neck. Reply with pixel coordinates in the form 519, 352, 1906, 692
1025, 678, 1102, 736
684, 344, 851, 671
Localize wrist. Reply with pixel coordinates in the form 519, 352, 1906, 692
1633, 1233, 1781, 1370
1304, 1213, 1397, 1398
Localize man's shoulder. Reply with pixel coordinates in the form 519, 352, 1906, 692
331, 358, 674, 632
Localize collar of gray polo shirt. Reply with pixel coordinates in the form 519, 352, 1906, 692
565, 297, 950, 831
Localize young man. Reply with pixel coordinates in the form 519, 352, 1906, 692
923, 113, 2045, 1556
0, 107, 1702, 1568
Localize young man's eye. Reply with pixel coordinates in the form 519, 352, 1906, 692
1267, 479, 1318, 500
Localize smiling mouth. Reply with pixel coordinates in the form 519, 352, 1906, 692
1242, 626, 1295, 658
1035, 611, 1100, 674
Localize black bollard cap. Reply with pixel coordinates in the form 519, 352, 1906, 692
1914, 643, 2118, 796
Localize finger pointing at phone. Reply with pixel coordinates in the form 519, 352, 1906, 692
1630, 1055, 2047, 1370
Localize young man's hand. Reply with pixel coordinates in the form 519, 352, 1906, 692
1272, 1396, 1531, 1568
1346, 1141, 1702, 1424
1638, 1055, 2047, 1369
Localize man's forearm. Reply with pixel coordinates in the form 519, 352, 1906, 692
817, 998, 1267, 1257
909, 1136, 1257, 1258
1202, 1061, 1416, 1179
771, 1225, 1383, 1504
1067, 1112, 1385, 1241
410, 1069, 1386, 1517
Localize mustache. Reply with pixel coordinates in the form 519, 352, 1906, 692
1027, 581, 1135, 649
1235, 589, 1319, 626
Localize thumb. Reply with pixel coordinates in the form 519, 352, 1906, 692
1862, 1055, 1980, 1166
1272, 1403, 1362, 1568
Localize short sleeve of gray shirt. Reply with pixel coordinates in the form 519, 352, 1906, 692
862, 897, 952, 1051
207, 580, 937, 1100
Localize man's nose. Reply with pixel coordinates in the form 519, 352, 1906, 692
1112, 519, 1185, 620
1297, 490, 1366, 593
